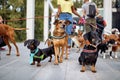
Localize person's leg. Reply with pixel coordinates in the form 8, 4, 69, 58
84, 18, 92, 46
89, 18, 101, 45
59, 13, 73, 47
65, 14, 73, 47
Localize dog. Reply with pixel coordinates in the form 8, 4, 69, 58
52, 19, 69, 65
24, 39, 55, 66
70, 30, 85, 52
97, 39, 115, 59
78, 30, 101, 73
0, 24, 27, 56
78, 45, 98, 73
100, 30, 119, 59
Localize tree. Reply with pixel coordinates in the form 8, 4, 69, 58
35, 0, 44, 41
0, 0, 26, 41
93, 0, 103, 8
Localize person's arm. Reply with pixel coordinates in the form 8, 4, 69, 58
56, 0, 61, 18
56, 5, 61, 17
96, 8, 99, 16
82, 8, 86, 18
94, 3, 99, 16
103, 20, 107, 27
0, 16, 3, 23
71, 6, 81, 18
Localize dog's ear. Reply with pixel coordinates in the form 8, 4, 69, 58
24, 40, 31, 46
34, 39, 40, 46
53, 19, 59, 25
65, 20, 71, 26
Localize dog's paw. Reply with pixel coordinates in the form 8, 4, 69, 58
54, 62, 59, 65
48, 60, 51, 62
37, 63, 41, 67
6, 53, 10, 56
16, 54, 20, 56
65, 57, 68, 60
91, 70, 97, 73
80, 70, 85, 72
91, 65, 97, 73
30, 63, 35, 65
110, 56, 113, 59
59, 60, 63, 63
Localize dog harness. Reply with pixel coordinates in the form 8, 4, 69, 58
30, 48, 39, 64
82, 49, 97, 53
30, 48, 45, 64
34, 54, 44, 60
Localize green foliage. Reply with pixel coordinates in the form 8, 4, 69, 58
0, 0, 26, 42
51, 0, 57, 8
35, 0, 44, 41
93, 0, 103, 8
0, 0, 104, 42
74, 0, 83, 8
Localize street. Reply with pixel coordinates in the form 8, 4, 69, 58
0, 42, 120, 80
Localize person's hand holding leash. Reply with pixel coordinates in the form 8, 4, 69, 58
78, 17, 86, 25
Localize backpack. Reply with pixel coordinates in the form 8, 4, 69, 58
87, 2, 96, 18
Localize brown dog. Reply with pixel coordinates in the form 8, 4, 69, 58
0, 24, 27, 56
102, 33, 119, 59
52, 20, 69, 65
71, 30, 85, 52
76, 30, 85, 52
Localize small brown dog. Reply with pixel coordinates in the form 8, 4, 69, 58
71, 30, 85, 52
52, 19, 69, 65
0, 24, 26, 56
102, 33, 119, 59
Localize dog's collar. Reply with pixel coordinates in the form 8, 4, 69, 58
30, 48, 39, 64
31, 48, 45, 60
51, 33, 66, 39
31, 48, 39, 54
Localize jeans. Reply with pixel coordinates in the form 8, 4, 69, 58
59, 13, 73, 46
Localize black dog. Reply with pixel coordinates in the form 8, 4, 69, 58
97, 39, 115, 59
79, 30, 101, 73
24, 39, 55, 67
78, 45, 98, 73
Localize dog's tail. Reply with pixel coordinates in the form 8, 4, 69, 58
13, 28, 29, 30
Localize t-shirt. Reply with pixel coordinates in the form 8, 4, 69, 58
82, 2, 97, 19
57, 0, 73, 14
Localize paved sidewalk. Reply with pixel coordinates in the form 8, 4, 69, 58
0, 42, 120, 80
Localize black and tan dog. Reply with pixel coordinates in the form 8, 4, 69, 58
78, 31, 100, 73
24, 39, 55, 67
78, 45, 98, 73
